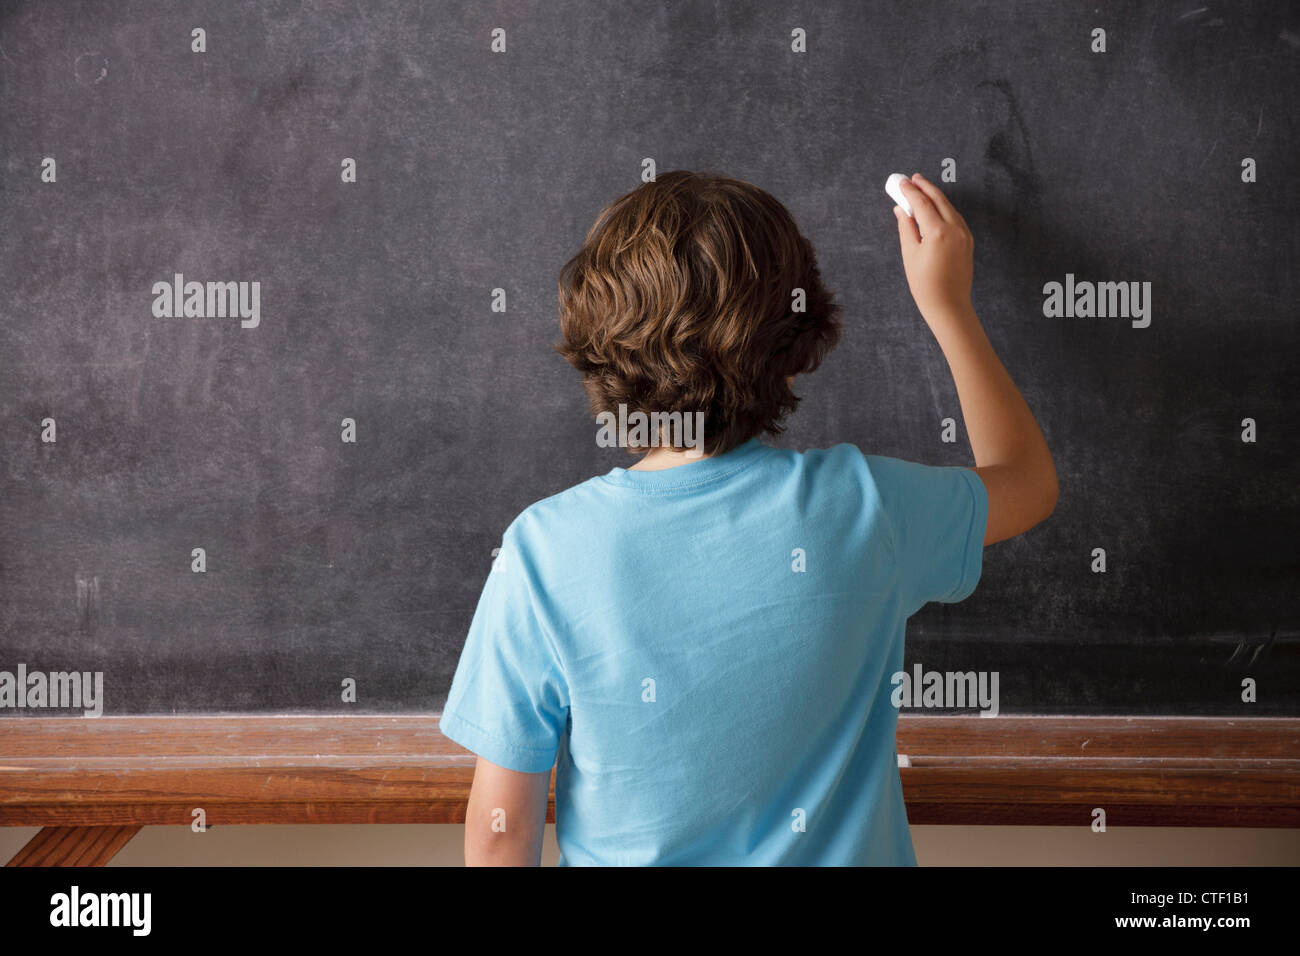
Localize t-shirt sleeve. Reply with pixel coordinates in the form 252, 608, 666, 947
865, 454, 989, 616
438, 527, 570, 774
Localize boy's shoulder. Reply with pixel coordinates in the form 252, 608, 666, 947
794, 440, 871, 472
771, 440, 897, 494
499, 472, 611, 545
501, 441, 891, 538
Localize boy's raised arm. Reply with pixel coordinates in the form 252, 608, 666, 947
893, 174, 1059, 546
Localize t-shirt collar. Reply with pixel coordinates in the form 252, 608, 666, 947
599, 436, 772, 492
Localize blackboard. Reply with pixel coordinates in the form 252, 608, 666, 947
1, 0, 1297, 716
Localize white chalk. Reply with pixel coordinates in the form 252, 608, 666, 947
897, 753, 911, 768
885, 173, 913, 217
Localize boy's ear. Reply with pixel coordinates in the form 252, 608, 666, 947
786, 375, 796, 387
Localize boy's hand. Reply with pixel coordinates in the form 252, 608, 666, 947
893, 174, 975, 328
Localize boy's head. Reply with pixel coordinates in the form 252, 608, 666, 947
556, 171, 842, 457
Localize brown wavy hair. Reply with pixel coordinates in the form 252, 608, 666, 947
555, 171, 842, 457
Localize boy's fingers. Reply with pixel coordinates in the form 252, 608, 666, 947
894, 205, 920, 247
908, 173, 960, 226
897, 178, 944, 237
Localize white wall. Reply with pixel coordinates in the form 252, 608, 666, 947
3, 824, 1297, 866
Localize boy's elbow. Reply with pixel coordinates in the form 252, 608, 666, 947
1013, 460, 1059, 536
1034, 461, 1059, 525
465, 836, 540, 867
974, 457, 1058, 546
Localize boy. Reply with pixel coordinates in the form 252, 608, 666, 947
439, 171, 1057, 865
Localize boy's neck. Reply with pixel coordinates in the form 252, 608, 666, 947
628, 446, 710, 471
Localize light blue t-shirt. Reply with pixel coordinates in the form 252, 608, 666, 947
439, 438, 988, 865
